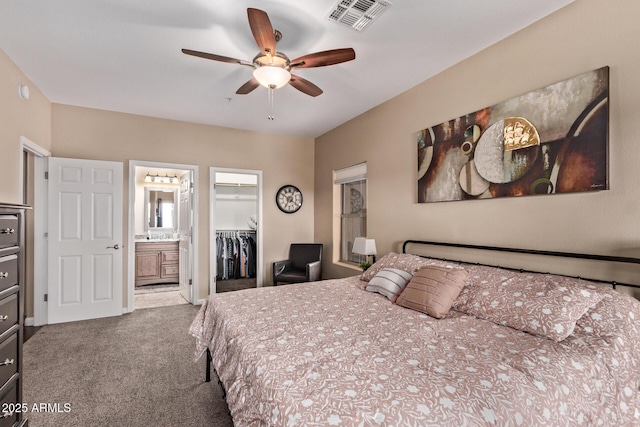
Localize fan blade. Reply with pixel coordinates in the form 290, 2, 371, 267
289, 74, 323, 97
236, 78, 260, 95
182, 49, 249, 66
291, 48, 355, 68
247, 8, 277, 56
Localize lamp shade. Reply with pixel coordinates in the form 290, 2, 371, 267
253, 66, 291, 89
352, 238, 377, 256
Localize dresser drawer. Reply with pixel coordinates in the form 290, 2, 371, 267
0, 375, 19, 427
0, 334, 17, 389
0, 295, 17, 338
0, 217, 18, 250
0, 257, 17, 294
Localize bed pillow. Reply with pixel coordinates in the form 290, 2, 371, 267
453, 265, 605, 341
573, 287, 640, 340
394, 266, 469, 318
365, 268, 413, 300
361, 252, 460, 282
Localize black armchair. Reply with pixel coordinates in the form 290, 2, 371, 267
273, 243, 323, 285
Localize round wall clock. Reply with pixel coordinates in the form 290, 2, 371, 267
276, 185, 303, 214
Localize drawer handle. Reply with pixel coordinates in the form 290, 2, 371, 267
0, 228, 14, 235
0, 358, 14, 366
0, 315, 8, 321
0, 272, 7, 279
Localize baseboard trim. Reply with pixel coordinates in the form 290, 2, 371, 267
25, 317, 34, 327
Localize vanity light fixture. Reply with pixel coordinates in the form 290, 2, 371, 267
144, 173, 179, 184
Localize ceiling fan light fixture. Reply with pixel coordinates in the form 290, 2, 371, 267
253, 66, 291, 89
183, 8, 354, 97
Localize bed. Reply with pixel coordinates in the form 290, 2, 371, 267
190, 240, 640, 426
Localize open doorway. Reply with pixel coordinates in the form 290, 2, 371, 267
210, 167, 263, 295
21, 136, 50, 329
128, 161, 199, 311
29, 151, 124, 325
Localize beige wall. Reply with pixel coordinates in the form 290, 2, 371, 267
51, 104, 315, 304
315, 0, 640, 279
0, 49, 52, 203
1, 49, 52, 319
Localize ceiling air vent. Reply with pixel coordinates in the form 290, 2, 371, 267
326, 0, 392, 32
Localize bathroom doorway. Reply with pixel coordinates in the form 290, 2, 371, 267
128, 161, 199, 311
210, 167, 263, 294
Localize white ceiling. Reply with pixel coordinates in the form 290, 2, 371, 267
0, 0, 574, 139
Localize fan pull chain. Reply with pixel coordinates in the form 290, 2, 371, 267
267, 86, 275, 120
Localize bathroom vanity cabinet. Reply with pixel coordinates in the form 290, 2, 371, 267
134, 241, 179, 287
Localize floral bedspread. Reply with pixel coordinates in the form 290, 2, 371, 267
190, 276, 640, 426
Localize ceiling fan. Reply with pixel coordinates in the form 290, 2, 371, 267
182, 8, 356, 97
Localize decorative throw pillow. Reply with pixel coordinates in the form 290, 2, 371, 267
394, 266, 469, 319
453, 265, 605, 341
365, 268, 413, 300
361, 252, 460, 282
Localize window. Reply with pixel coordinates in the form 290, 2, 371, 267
334, 163, 367, 264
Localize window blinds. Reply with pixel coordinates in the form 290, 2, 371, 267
334, 162, 367, 184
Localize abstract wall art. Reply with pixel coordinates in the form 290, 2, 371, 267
417, 67, 609, 203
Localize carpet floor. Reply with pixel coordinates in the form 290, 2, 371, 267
23, 304, 233, 427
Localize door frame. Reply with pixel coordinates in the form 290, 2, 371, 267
21, 136, 51, 327
128, 161, 199, 312
210, 167, 263, 295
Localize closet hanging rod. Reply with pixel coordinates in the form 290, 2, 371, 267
216, 229, 256, 232
214, 183, 257, 188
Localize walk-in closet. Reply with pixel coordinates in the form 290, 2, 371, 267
213, 171, 259, 292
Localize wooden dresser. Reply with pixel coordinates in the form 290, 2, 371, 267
134, 241, 179, 287
0, 204, 27, 427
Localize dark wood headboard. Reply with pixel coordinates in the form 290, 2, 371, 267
402, 240, 640, 291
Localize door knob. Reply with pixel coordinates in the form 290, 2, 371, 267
107, 244, 120, 250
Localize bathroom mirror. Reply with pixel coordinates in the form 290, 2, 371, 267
144, 187, 178, 230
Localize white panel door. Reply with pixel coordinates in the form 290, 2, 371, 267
48, 157, 123, 324
178, 172, 192, 303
